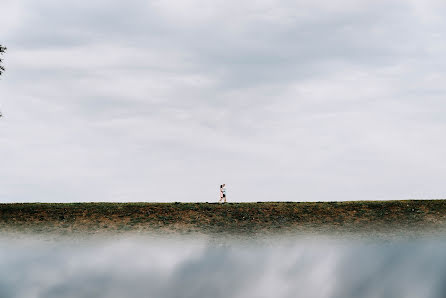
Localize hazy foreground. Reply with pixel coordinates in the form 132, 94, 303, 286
2, 200, 446, 298
2, 235, 446, 298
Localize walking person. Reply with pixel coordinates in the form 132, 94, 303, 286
219, 184, 227, 203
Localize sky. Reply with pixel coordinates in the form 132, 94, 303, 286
1, 0, 446, 202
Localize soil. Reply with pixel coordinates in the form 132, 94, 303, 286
1, 200, 446, 239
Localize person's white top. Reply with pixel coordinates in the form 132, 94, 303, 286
222, 187, 226, 195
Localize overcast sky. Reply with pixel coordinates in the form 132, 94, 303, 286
1, 0, 446, 202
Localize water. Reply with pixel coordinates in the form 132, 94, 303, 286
1, 236, 446, 298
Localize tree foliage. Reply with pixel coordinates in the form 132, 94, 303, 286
0, 44, 6, 76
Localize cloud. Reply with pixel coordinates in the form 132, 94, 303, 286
1, 0, 446, 202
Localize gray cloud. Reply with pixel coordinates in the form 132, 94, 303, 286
1, 0, 446, 202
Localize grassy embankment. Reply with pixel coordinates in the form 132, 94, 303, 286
1, 200, 446, 237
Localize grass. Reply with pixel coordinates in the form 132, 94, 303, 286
0, 200, 445, 238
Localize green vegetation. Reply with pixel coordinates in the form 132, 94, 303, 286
0, 44, 6, 76
0, 201, 445, 238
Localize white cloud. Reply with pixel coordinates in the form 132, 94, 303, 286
1, 0, 446, 202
